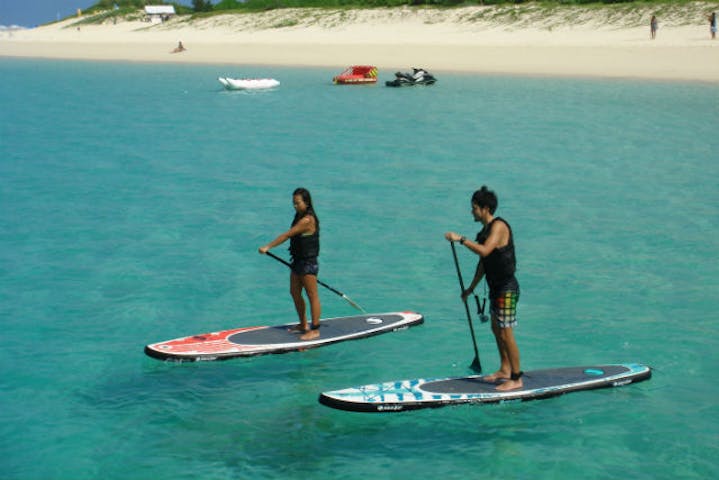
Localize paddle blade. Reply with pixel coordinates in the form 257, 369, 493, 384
342, 294, 366, 313
469, 356, 482, 373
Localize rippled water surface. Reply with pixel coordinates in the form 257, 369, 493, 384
1, 59, 717, 479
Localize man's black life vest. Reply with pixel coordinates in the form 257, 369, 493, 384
475, 217, 518, 295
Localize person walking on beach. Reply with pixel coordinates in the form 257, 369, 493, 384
650, 15, 658, 40
259, 188, 321, 341
710, 12, 717, 40
445, 186, 523, 391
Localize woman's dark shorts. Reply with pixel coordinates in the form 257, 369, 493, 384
291, 258, 319, 276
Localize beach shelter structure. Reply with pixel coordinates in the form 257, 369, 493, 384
144, 5, 176, 24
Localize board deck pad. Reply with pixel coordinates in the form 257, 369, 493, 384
144, 311, 423, 361
319, 363, 651, 412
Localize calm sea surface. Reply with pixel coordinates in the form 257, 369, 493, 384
1, 58, 717, 479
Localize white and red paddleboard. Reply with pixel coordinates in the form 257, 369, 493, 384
145, 311, 423, 362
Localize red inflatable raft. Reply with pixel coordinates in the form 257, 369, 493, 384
333, 65, 378, 85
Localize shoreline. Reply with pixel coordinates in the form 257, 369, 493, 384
1, 6, 718, 82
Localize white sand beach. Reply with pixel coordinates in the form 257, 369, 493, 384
1, 4, 718, 82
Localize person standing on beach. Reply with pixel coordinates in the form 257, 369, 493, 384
171, 41, 186, 53
444, 186, 523, 391
650, 15, 658, 40
259, 188, 321, 341
710, 12, 717, 40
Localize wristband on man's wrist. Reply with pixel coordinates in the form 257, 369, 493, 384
459, 236, 466, 245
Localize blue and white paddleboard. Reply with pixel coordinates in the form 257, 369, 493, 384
319, 363, 651, 412
145, 311, 423, 362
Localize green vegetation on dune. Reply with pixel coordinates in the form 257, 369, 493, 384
67, 0, 719, 29
83, 0, 719, 12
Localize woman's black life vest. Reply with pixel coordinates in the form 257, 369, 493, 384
475, 217, 518, 295
289, 213, 320, 260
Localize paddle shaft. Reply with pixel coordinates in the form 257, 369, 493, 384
450, 241, 482, 373
264, 251, 366, 313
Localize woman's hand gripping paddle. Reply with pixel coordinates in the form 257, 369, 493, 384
450, 241, 483, 373
264, 251, 366, 313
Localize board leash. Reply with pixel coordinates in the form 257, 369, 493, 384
474, 282, 489, 323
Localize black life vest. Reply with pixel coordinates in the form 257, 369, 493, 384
475, 217, 518, 294
289, 213, 319, 260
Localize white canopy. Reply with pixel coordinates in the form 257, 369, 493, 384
144, 6, 176, 15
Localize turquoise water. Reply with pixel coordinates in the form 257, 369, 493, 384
1, 58, 717, 479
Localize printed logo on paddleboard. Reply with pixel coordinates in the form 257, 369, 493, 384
377, 405, 403, 411
366, 317, 384, 325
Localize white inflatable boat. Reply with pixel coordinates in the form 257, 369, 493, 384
218, 77, 280, 90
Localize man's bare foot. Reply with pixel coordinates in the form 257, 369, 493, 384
299, 329, 320, 341
496, 378, 523, 391
483, 371, 510, 383
287, 324, 307, 334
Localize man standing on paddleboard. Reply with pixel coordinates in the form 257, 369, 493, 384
259, 188, 321, 341
445, 186, 523, 391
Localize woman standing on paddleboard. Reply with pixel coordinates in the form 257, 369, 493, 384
445, 186, 523, 391
259, 188, 321, 341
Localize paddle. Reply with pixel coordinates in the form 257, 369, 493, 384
264, 251, 366, 313
450, 240, 483, 373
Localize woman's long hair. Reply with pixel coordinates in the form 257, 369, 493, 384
293, 187, 319, 231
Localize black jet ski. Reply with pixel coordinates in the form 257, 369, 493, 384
385, 68, 437, 87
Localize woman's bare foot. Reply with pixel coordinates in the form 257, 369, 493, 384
299, 328, 320, 341
287, 324, 307, 334
483, 371, 510, 383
